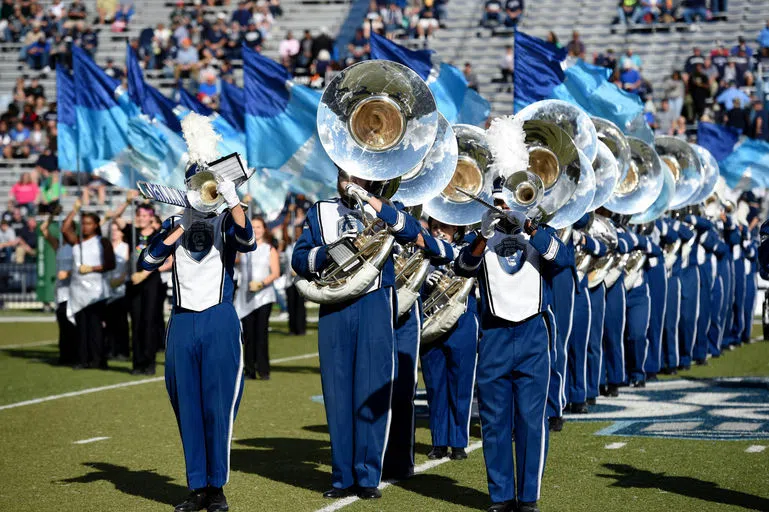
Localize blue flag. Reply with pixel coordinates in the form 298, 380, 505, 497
56, 66, 78, 171
513, 31, 644, 132
697, 122, 739, 162
219, 80, 245, 132
242, 46, 336, 187
718, 139, 769, 189
72, 46, 131, 173
126, 46, 182, 133
369, 32, 490, 126
176, 83, 247, 158
178, 84, 215, 116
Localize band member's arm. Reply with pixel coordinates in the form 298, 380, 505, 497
291, 206, 328, 279
528, 224, 569, 269
580, 233, 607, 258
724, 217, 742, 246
415, 227, 456, 266
686, 214, 714, 232
140, 216, 182, 271
675, 220, 695, 242
104, 190, 138, 229
616, 230, 633, 254
345, 185, 420, 243
224, 210, 256, 253
61, 200, 82, 246
454, 232, 484, 277
40, 218, 59, 251
658, 219, 678, 245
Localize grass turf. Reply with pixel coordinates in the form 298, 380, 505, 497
0, 323, 767, 511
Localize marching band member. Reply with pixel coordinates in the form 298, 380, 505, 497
291, 168, 420, 500
689, 213, 724, 365
586, 270, 606, 403
139, 114, 256, 512
758, 217, 769, 280
455, 176, 568, 512
235, 216, 280, 380
741, 223, 759, 344
566, 214, 606, 413
661, 218, 692, 373
384, 217, 455, 478
418, 218, 479, 460
709, 215, 738, 356
642, 220, 673, 380
62, 200, 115, 370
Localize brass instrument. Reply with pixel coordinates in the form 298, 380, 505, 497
421, 269, 475, 343
654, 136, 703, 210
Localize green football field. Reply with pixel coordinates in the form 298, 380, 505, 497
1, 320, 768, 512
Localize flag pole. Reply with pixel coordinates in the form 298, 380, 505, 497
511, 28, 516, 115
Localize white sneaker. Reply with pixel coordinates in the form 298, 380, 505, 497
42, 65, 51, 73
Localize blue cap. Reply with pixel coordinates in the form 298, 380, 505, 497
185, 162, 200, 181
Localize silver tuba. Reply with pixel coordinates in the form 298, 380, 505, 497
421, 267, 475, 343
295, 60, 440, 305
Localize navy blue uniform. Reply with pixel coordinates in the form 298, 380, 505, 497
662, 220, 691, 371
601, 226, 634, 387
141, 211, 256, 490
546, 235, 574, 418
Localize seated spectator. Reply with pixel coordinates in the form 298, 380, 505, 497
198, 72, 218, 100
567, 31, 585, 60
0, 220, 17, 263
716, 81, 750, 111
4, 5, 27, 43
174, 38, 200, 80
731, 36, 754, 59
64, 0, 88, 31
594, 48, 617, 69
243, 21, 263, 50
15, 216, 38, 263
381, 3, 405, 37
204, 17, 228, 59
619, 61, 642, 94
416, 5, 439, 41
97, 0, 118, 25
0, 121, 10, 156
759, 20, 769, 50
619, 48, 641, 70
21, 104, 39, 128
81, 25, 99, 57
464, 62, 479, 91
224, 27, 243, 61
724, 98, 750, 133
113, 0, 135, 26
749, 100, 768, 141
637, 0, 672, 24
681, 0, 709, 24
498, 44, 513, 92
279, 30, 299, 60
29, 121, 46, 153
503, 0, 524, 28
711, 41, 729, 75
232, 1, 253, 26
6, 121, 31, 159
48, 0, 66, 32
546, 31, 562, 49
364, 0, 384, 38
729, 50, 750, 86
655, 98, 677, 134
10, 172, 39, 215
347, 27, 369, 62
311, 27, 334, 60
616, 0, 640, 25
253, 1, 274, 40
26, 35, 50, 71
702, 56, 719, 95
482, 0, 503, 28
103, 57, 124, 80
671, 115, 687, 139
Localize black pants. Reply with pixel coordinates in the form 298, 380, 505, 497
104, 296, 130, 358
286, 285, 307, 335
129, 273, 163, 371
56, 301, 77, 365
154, 281, 168, 351
242, 303, 272, 377
74, 300, 107, 368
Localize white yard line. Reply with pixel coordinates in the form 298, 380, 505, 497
314, 441, 484, 512
73, 436, 110, 444
745, 445, 766, 453
604, 442, 627, 450
0, 339, 57, 350
0, 352, 319, 412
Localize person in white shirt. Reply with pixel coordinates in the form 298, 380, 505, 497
235, 216, 280, 380
278, 30, 299, 59
104, 221, 130, 360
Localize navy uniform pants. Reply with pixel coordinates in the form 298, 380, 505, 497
726, 256, 746, 346
547, 271, 573, 418
602, 281, 626, 386
566, 286, 590, 405
678, 265, 700, 367
708, 268, 725, 357
743, 264, 757, 343
644, 263, 667, 376
165, 302, 244, 490
421, 304, 479, 450
662, 275, 681, 370
318, 287, 395, 490
384, 302, 421, 477
477, 313, 551, 505
693, 262, 713, 362
624, 282, 650, 384
586, 284, 605, 399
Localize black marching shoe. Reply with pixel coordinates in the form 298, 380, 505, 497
487, 499, 516, 512
518, 501, 541, 512
450, 447, 467, 460
569, 402, 588, 414
548, 416, 564, 432
586, 397, 597, 406
357, 487, 382, 499
206, 487, 228, 512
427, 446, 448, 459
694, 358, 708, 366
322, 487, 356, 499
607, 384, 619, 397
632, 380, 646, 388
174, 489, 209, 512
678, 364, 691, 371
646, 372, 659, 381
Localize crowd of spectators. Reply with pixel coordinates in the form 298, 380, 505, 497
614, 0, 728, 27
481, 0, 523, 31
363, 0, 449, 45
0, 0, 138, 74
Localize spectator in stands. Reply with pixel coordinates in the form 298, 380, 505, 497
481, 0, 504, 28
595, 48, 617, 70
434, 0, 449, 27
6, 121, 31, 159
81, 25, 99, 57
503, 0, 524, 28
232, 1, 252, 26
381, 3, 405, 38
620, 60, 642, 94
364, 0, 384, 38
724, 98, 750, 133
0, 220, 16, 262
464, 62, 479, 91
97, 0, 118, 25
759, 20, 769, 50
243, 21, 264, 49
279, 30, 300, 60
0, 120, 10, 156
312, 27, 334, 60
702, 56, 720, 96
48, 0, 66, 33
655, 98, 677, 135
684, 47, 704, 75
567, 31, 585, 60
15, 216, 37, 262
64, 0, 88, 31
689, 63, 710, 120
103, 57, 124, 80
619, 48, 641, 70
416, 4, 439, 41
730, 50, 751, 85
4, 5, 28, 43
661, 70, 684, 120
716, 81, 750, 111
10, 172, 39, 215
711, 41, 729, 76
29, 121, 46, 153
681, 0, 709, 24
347, 27, 369, 63
546, 31, 561, 48
174, 38, 200, 80
269, 0, 283, 18
113, 0, 135, 27
749, 100, 768, 141
254, 1, 275, 40
616, 0, 641, 25
731, 36, 754, 59
204, 16, 228, 59
198, 72, 218, 101
26, 34, 50, 72
498, 44, 513, 92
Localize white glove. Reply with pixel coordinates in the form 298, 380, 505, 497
571, 230, 584, 246
481, 210, 504, 239
217, 180, 240, 209
345, 183, 373, 204
425, 269, 442, 287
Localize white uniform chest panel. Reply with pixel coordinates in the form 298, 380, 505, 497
317, 200, 377, 245
482, 232, 542, 322
173, 216, 226, 311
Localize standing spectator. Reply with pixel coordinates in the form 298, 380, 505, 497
497, 45, 513, 92
620, 60, 642, 94
300, 29, 313, 57
619, 47, 642, 70
759, 20, 769, 50
724, 98, 750, 133
567, 31, 585, 60
681, 0, 708, 24
684, 47, 704, 75
663, 70, 685, 118
546, 31, 561, 48
689, 63, 710, 120
464, 62, 479, 92
711, 41, 729, 75
231, 1, 252, 26
655, 98, 677, 135
279, 30, 299, 59
749, 100, 769, 141
311, 26, 334, 60
236, 216, 280, 380
730, 50, 750, 86
503, 0, 524, 28
481, 0, 503, 27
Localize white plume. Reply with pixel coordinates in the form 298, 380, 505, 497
181, 112, 221, 165
735, 201, 749, 226
487, 115, 529, 178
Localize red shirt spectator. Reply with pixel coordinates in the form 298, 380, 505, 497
10, 173, 40, 207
